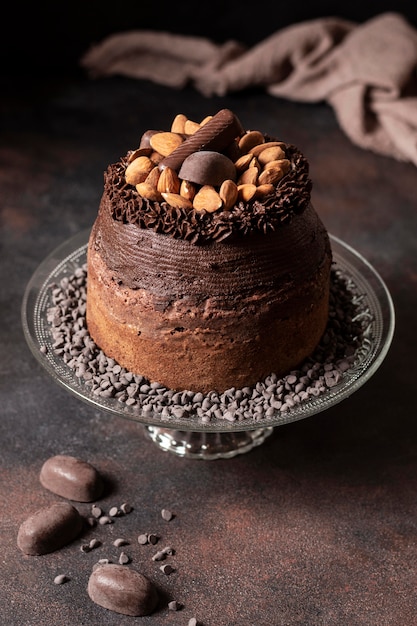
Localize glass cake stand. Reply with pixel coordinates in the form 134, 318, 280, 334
22, 229, 395, 459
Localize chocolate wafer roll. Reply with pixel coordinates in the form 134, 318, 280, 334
159, 109, 244, 172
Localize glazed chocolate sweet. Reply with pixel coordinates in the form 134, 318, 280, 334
178, 151, 237, 186
86, 110, 332, 393
40, 455, 104, 502
87, 564, 158, 616
17, 502, 83, 555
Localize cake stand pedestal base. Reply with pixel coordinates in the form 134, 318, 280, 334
144, 426, 274, 459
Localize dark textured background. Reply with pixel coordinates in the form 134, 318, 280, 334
2, 1, 417, 76
1, 3, 417, 625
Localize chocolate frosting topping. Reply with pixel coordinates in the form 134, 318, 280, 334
108, 139, 311, 244
92, 197, 329, 298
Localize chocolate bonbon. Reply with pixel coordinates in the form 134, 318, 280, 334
39, 454, 104, 502
159, 108, 243, 172
17, 502, 83, 555
87, 563, 158, 616
178, 151, 236, 186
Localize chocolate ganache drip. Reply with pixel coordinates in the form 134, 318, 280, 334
109, 110, 312, 244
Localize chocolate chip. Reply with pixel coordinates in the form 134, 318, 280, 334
161, 508, 174, 521
17, 502, 83, 555
109, 506, 119, 517
53, 574, 69, 585
113, 538, 129, 547
91, 504, 103, 518
39, 455, 104, 502
168, 600, 182, 611
118, 551, 131, 565
81, 543, 92, 553
87, 564, 158, 616
120, 502, 133, 514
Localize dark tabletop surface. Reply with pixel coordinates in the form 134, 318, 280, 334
1, 23, 417, 623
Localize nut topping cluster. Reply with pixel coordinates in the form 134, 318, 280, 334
124, 109, 291, 214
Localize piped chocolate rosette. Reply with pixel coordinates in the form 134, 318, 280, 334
109, 109, 312, 243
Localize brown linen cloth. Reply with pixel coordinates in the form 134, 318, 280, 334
81, 13, 417, 165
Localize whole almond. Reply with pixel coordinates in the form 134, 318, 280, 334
258, 167, 285, 186
184, 119, 200, 135
249, 141, 285, 157
180, 179, 197, 202
171, 113, 187, 134
249, 156, 261, 171
145, 166, 161, 187
255, 183, 275, 199
238, 130, 265, 153
127, 147, 152, 163
257, 145, 286, 165
157, 167, 180, 194
219, 179, 238, 210
125, 156, 155, 185
161, 192, 193, 210
234, 153, 253, 172
150, 132, 183, 157
150, 151, 164, 164
193, 185, 223, 213
136, 183, 163, 202
237, 183, 257, 202
200, 115, 213, 126
263, 158, 291, 174
238, 166, 258, 186
139, 130, 161, 149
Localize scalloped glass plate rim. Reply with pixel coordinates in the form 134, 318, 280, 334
21, 229, 395, 432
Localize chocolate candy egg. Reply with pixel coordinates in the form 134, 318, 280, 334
17, 502, 83, 555
88, 564, 158, 616
40, 454, 104, 502
178, 151, 236, 186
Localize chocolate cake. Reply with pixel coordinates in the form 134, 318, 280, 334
86, 109, 332, 393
